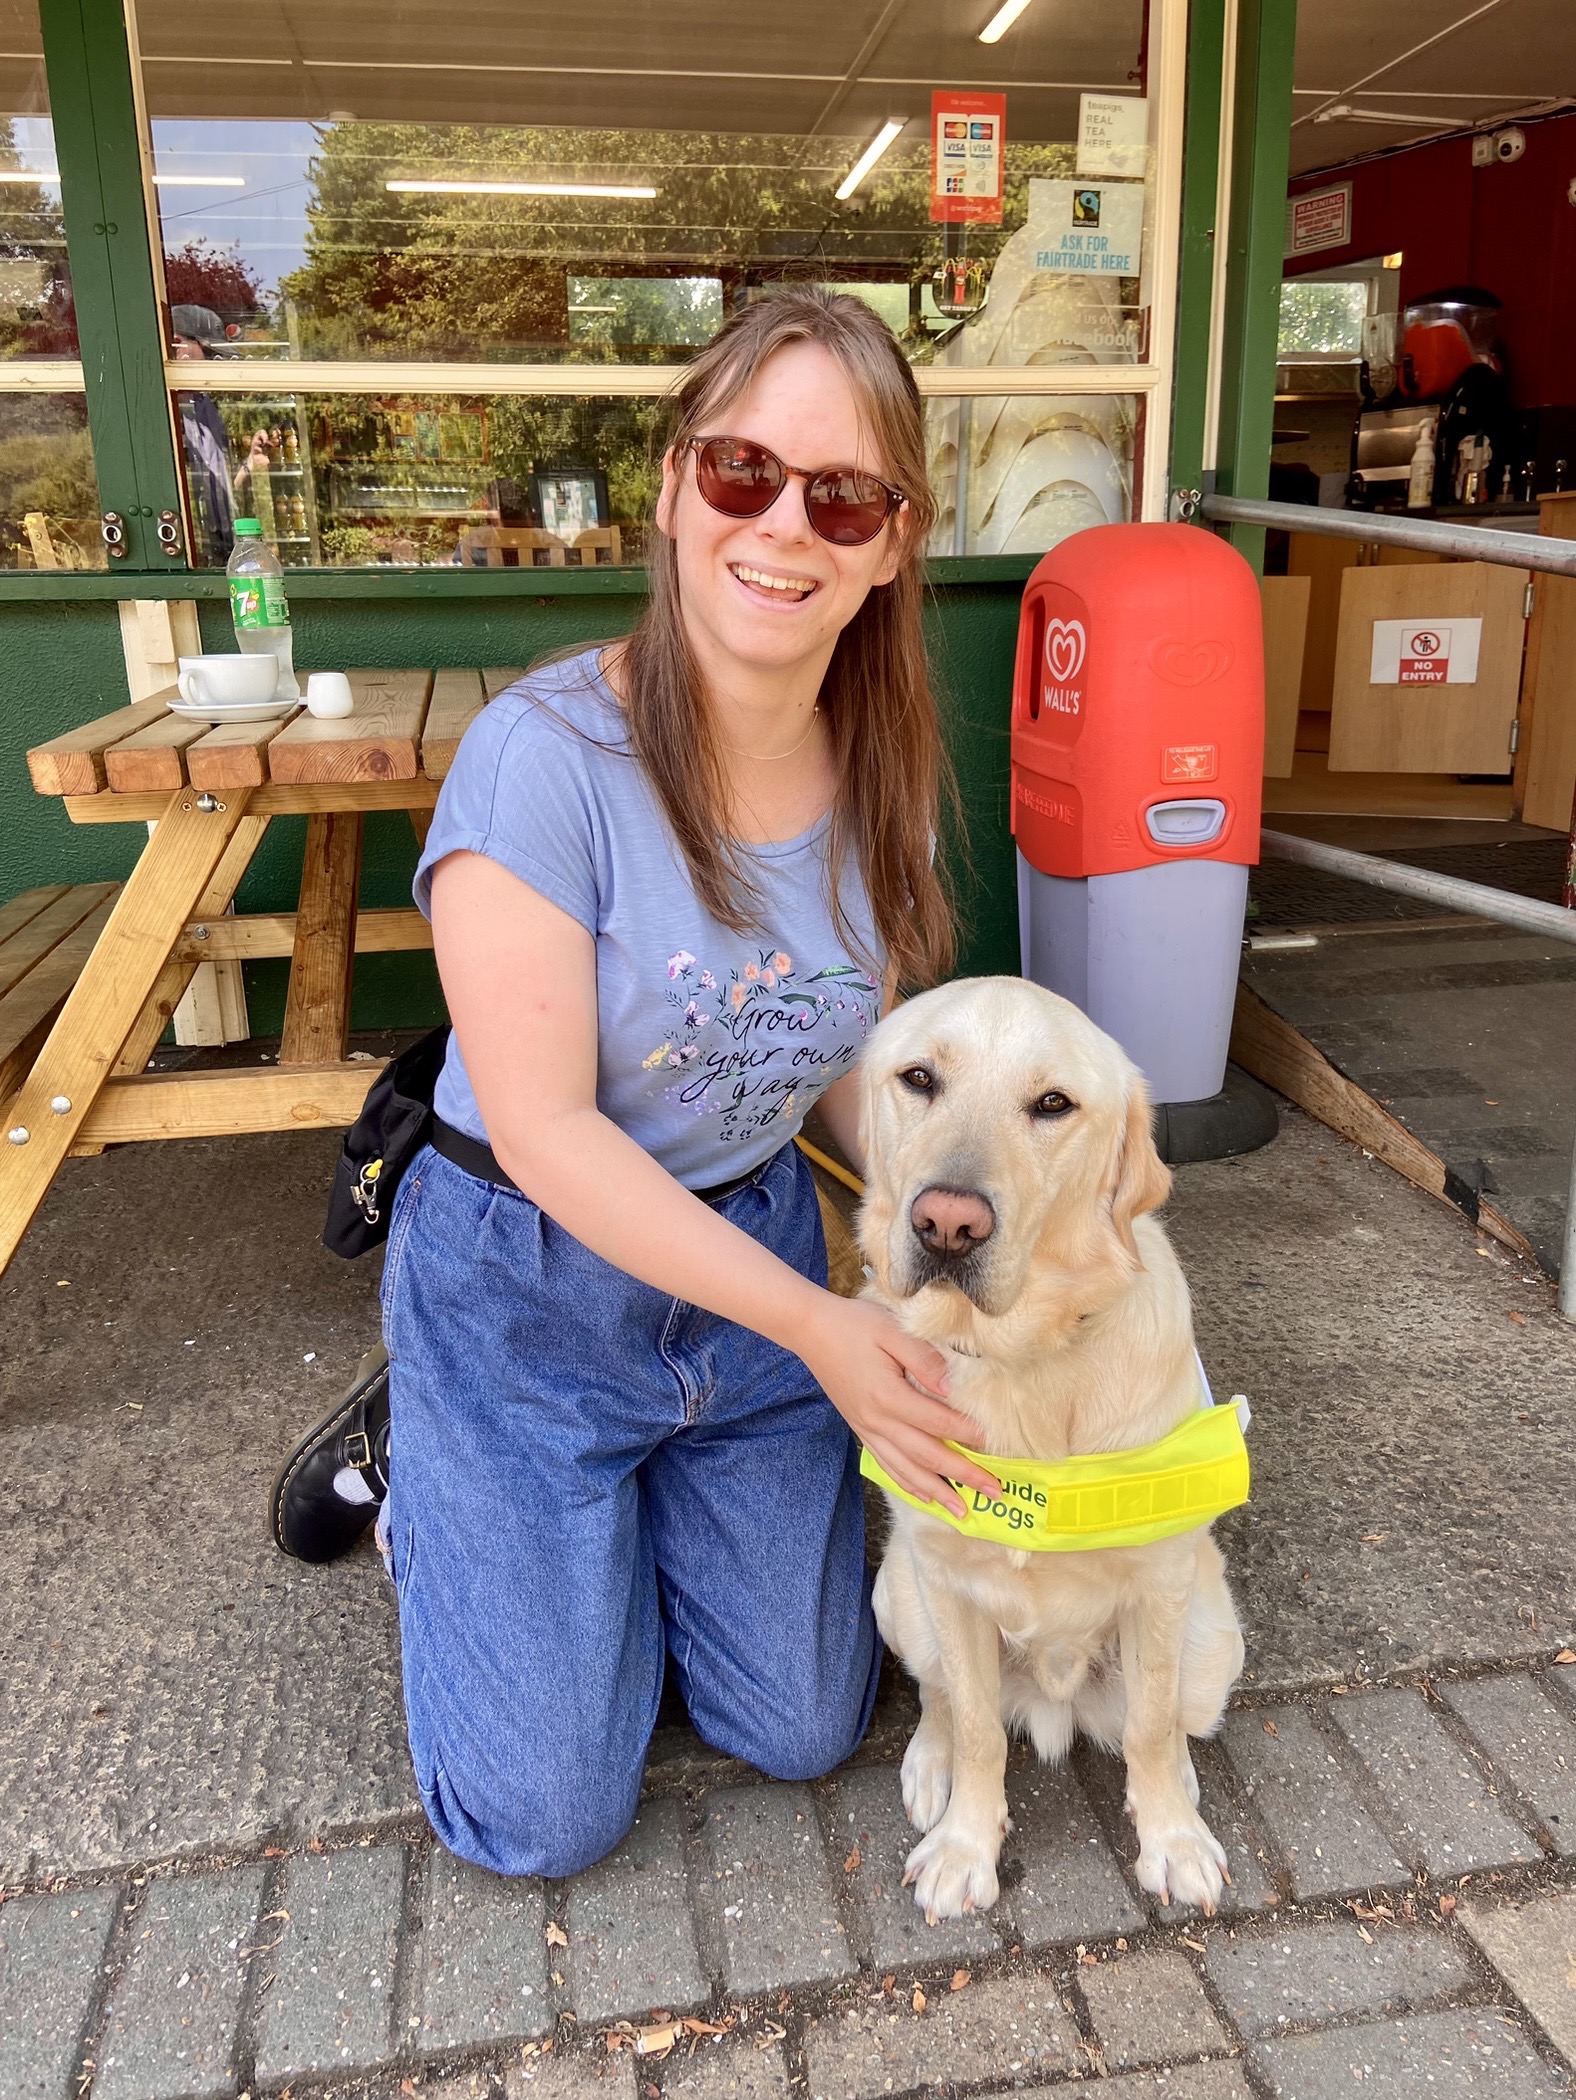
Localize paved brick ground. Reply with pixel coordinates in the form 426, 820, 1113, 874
6, 1664, 1576, 2098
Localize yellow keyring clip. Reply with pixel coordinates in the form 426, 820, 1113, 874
861, 1401, 1250, 1553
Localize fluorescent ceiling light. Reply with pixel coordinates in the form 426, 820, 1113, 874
834, 120, 905, 202
1313, 103, 1446, 125
386, 178, 657, 198
152, 173, 247, 186
0, 167, 58, 183
978, 0, 1034, 43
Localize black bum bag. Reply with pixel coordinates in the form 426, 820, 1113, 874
322, 1025, 452, 1259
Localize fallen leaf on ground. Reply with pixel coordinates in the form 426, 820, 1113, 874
545, 1921, 569, 1948
1357, 1925, 1374, 1945
1438, 1894, 1458, 1916
843, 1847, 861, 1874
911, 1987, 927, 2014
1509, 1311, 1527, 1325
1554, 1649, 1576, 1665
682, 2018, 731, 2036
881, 1975, 895, 1994
950, 1970, 971, 1991
1262, 1719, 1279, 1737
1180, 1935, 1206, 1953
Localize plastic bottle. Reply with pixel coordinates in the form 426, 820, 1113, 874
227, 517, 300, 699
1406, 417, 1437, 510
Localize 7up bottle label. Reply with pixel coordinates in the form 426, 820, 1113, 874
229, 574, 289, 629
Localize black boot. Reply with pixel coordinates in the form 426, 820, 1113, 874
271, 1343, 391, 1563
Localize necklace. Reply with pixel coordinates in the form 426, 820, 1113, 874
723, 706, 820, 763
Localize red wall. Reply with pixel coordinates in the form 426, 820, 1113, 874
1286, 112, 1576, 408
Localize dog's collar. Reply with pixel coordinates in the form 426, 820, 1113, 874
861, 1394, 1250, 1553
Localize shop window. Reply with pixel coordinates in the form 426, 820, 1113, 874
0, 8, 77, 363
1277, 280, 1368, 359
0, 393, 105, 568
134, 0, 1173, 567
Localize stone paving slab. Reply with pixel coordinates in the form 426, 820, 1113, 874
419, 1848, 553, 2053
1078, 1946, 1228, 2069
824, 1762, 997, 1969
1077, 1746, 1277, 1923
507, 2052, 639, 2100
705, 1783, 854, 1999
567, 1795, 709, 2024
803, 1973, 1082, 2100
662, 2038, 791, 2100
1204, 1916, 1472, 2036
1327, 1686, 1545, 1876
1463, 1888, 1576, 2063
93, 1866, 265, 2100
1445, 1675, 1576, 1855
0, 1883, 120, 2100
998, 1754, 1145, 1951
252, 1843, 405, 2082
1041, 2068, 1254, 2099
1221, 1704, 1408, 1900
1250, 2006, 1571, 2096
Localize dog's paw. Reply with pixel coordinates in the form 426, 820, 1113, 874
1134, 1813, 1229, 1913
902, 1819, 1001, 1922
900, 1730, 954, 1833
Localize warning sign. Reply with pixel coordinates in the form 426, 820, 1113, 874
929, 90, 1006, 224
1284, 182, 1352, 258
1369, 618, 1482, 686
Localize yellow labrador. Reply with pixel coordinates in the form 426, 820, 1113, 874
861, 976, 1245, 1921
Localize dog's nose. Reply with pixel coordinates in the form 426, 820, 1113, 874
910, 1185, 996, 1258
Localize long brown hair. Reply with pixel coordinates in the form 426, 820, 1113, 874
619, 287, 956, 989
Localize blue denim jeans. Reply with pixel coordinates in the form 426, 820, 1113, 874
380, 1138, 880, 1878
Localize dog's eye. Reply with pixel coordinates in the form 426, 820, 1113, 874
1032, 1090, 1076, 1119
898, 1065, 936, 1095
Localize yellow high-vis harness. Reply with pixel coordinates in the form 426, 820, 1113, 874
860, 1396, 1250, 1553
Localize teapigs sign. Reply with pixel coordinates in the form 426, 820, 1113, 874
1028, 177, 1145, 276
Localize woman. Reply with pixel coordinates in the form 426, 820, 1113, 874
280, 288, 999, 1879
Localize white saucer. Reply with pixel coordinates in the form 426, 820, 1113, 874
167, 697, 298, 726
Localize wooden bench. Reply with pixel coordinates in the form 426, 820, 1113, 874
0, 884, 123, 1107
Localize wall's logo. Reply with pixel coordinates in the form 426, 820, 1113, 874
1044, 617, 1087, 685
1148, 636, 1234, 686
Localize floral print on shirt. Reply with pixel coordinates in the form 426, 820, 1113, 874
646, 945, 880, 1148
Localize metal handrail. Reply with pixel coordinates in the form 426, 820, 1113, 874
1200, 492, 1576, 576
1258, 831, 1576, 1320
1190, 489, 1576, 1315
1261, 831, 1576, 945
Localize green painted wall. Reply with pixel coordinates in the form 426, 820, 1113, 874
1, 582, 1025, 1032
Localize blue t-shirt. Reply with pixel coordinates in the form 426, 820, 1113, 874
414, 651, 884, 1189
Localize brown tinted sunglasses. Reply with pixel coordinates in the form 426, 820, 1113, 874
681, 435, 905, 547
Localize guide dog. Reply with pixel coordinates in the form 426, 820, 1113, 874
860, 977, 1245, 1920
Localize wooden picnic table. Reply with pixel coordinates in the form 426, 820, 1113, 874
0, 666, 521, 1274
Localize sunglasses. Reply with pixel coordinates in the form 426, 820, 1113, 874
681, 435, 904, 547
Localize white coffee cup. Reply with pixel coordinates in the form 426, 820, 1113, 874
176, 654, 280, 709
305, 671, 355, 719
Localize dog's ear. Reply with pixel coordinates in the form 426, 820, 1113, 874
1108, 1076, 1171, 1259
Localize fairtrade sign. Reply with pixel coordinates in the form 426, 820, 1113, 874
929, 89, 1006, 224
1370, 617, 1483, 686
1027, 177, 1144, 276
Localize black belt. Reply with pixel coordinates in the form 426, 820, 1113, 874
430, 1118, 781, 1208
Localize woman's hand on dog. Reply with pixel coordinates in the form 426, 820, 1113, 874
799, 1299, 1001, 1517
